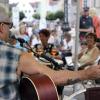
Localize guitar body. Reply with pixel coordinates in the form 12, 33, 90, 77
19, 74, 59, 100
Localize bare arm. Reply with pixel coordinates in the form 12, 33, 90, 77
79, 27, 94, 33
78, 51, 84, 59
17, 52, 100, 85
79, 29, 90, 32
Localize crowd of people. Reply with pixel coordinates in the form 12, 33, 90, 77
78, 6, 100, 68
0, 3, 100, 100
79, 6, 100, 43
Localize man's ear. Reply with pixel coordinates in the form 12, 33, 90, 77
0, 24, 3, 33
0, 27, 2, 33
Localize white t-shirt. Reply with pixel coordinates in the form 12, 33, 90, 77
63, 39, 73, 50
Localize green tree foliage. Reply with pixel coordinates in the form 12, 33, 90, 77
19, 11, 25, 21
54, 11, 64, 20
46, 12, 56, 20
46, 10, 64, 21
32, 13, 40, 19
32, 10, 64, 21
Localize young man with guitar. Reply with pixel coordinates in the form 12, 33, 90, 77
0, 3, 100, 100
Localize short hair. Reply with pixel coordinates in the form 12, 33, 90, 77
86, 33, 97, 42
64, 33, 71, 38
39, 29, 50, 37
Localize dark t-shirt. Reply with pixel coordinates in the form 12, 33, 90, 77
80, 15, 93, 35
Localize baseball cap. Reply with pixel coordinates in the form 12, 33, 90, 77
83, 7, 89, 12
0, 3, 12, 28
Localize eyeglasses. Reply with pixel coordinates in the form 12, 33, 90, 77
0, 22, 13, 29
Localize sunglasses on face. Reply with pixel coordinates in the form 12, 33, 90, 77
0, 22, 13, 29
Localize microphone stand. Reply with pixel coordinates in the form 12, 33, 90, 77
24, 41, 63, 70
10, 35, 64, 70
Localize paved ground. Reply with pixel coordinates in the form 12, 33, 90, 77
62, 81, 100, 100
62, 83, 85, 100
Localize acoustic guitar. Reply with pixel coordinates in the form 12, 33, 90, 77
19, 74, 59, 100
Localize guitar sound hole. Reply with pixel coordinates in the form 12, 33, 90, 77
19, 78, 38, 100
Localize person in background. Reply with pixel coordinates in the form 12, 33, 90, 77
61, 33, 74, 56
30, 34, 41, 47
59, 33, 74, 70
49, 29, 61, 48
78, 33, 100, 70
19, 21, 29, 36
80, 41, 87, 52
15, 22, 30, 51
89, 7, 100, 39
89, 8, 100, 50
37, 29, 65, 61
79, 7, 94, 42
1, 3, 100, 100
34, 29, 58, 55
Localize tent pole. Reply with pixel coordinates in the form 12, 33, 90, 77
74, 0, 80, 71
